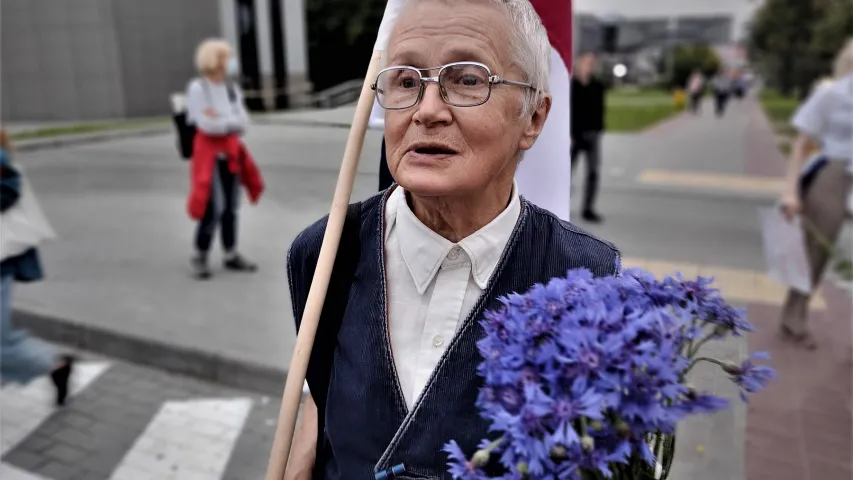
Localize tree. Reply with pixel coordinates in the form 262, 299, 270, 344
747, 0, 853, 97
306, 0, 386, 91
668, 44, 722, 89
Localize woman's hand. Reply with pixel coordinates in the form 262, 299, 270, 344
780, 189, 802, 222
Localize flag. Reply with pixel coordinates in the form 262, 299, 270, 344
369, 0, 573, 222
515, 0, 573, 222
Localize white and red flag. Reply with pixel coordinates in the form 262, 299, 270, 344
369, 0, 573, 221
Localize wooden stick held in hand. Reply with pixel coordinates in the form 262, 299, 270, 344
264, 51, 385, 480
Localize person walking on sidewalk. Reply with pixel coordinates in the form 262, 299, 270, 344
712, 70, 732, 117
186, 39, 265, 280
687, 69, 705, 114
571, 52, 606, 223
778, 38, 853, 349
0, 128, 74, 405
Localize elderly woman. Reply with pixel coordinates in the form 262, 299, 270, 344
284, 0, 620, 478
779, 38, 853, 349
186, 39, 264, 280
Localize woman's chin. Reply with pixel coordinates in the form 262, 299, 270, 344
396, 172, 460, 198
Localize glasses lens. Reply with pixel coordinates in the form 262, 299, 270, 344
376, 68, 421, 109
439, 64, 490, 106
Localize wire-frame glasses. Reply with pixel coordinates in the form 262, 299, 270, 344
371, 61, 534, 110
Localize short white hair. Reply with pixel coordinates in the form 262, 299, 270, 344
834, 37, 853, 79
195, 38, 232, 74
403, 0, 551, 116
493, 0, 551, 116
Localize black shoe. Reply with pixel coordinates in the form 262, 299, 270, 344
582, 210, 604, 223
50, 355, 75, 406
192, 255, 212, 280
224, 254, 258, 272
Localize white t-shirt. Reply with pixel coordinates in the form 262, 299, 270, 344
791, 75, 853, 162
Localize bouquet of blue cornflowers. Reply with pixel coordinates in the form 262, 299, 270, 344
444, 268, 775, 480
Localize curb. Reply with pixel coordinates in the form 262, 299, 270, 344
13, 308, 287, 395
16, 127, 172, 152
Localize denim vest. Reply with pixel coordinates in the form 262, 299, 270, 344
288, 189, 621, 480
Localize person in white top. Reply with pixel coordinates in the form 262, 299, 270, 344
184, 39, 264, 280
687, 69, 705, 114
779, 38, 853, 349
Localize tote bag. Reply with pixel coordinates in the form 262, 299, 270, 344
0, 175, 57, 262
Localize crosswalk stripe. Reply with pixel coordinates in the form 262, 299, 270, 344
108, 397, 253, 480
1, 362, 111, 455
622, 257, 826, 309
636, 169, 783, 195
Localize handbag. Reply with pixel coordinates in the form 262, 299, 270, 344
0, 174, 57, 262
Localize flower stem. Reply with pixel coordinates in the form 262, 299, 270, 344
484, 437, 503, 454
685, 356, 729, 375
687, 331, 717, 359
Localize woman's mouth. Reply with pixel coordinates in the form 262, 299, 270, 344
407, 144, 458, 162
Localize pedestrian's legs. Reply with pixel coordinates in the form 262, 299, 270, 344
378, 137, 394, 191
194, 187, 219, 254
218, 159, 239, 253
192, 158, 223, 279
582, 133, 603, 221
218, 157, 257, 272
780, 161, 852, 347
0, 274, 57, 387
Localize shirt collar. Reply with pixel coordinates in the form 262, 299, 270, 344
391, 184, 521, 294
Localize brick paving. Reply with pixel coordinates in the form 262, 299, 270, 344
745, 99, 787, 178
1, 356, 284, 480
745, 283, 852, 480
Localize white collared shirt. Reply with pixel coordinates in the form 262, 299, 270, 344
384, 185, 521, 409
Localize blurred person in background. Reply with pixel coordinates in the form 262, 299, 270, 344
778, 38, 853, 349
0, 128, 74, 405
687, 68, 705, 114
186, 39, 265, 280
712, 69, 732, 117
570, 52, 606, 223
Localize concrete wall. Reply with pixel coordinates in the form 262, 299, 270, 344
110, 0, 221, 117
1, 0, 220, 121
1, 0, 126, 120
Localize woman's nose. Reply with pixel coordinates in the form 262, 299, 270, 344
414, 82, 452, 126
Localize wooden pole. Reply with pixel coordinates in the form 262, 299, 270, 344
264, 50, 385, 480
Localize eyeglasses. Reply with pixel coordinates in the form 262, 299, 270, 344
371, 61, 534, 110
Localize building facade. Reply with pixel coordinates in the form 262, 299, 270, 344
0, 0, 310, 121
572, 0, 759, 83
574, 0, 761, 45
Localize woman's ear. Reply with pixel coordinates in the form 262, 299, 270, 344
517, 93, 552, 151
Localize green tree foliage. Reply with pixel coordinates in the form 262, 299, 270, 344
669, 44, 722, 89
306, 0, 386, 91
748, 0, 853, 97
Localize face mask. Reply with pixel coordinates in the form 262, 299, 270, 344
226, 57, 240, 77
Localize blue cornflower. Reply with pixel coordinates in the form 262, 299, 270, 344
444, 440, 488, 480
446, 268, 773, 479
726, 352, 776, 401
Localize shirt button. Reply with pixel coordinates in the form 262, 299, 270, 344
432, 335, 444, 347
447, 247, 460, 260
